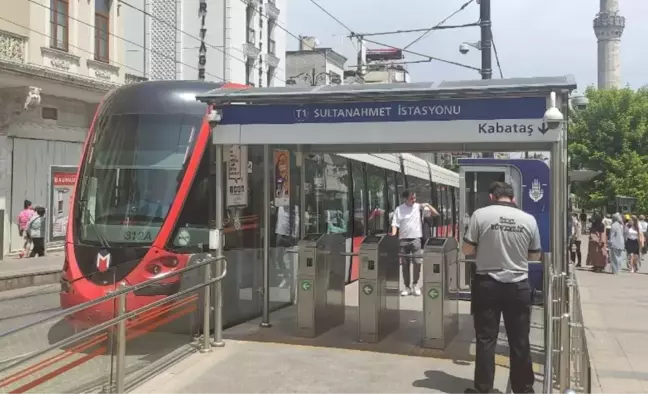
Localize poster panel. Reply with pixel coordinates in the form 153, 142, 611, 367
226, 145, 249, 208
273, 149, 290, 207
49, 166, 78, 243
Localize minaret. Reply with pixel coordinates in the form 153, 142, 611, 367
593, 0, 625, 89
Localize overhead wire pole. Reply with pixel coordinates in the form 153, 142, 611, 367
479, 0, 494, 158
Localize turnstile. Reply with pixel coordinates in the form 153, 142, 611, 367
357, 234, 400, 343
296, 233, 346, 338
421, 237, 460, 349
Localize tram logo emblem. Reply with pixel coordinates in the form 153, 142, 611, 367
529, 178, 544, 203
96, 251, 111, 273
294, 108, 309, 122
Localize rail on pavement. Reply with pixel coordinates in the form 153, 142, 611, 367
0, 255, 227, 393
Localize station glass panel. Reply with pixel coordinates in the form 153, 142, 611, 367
351, 162, 366, 237
366, 166, 387, 234
387, 171, 399, 225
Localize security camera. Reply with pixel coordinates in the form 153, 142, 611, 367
543, 107, 564, 130
206, 108, 222, 124
459, 43, 470, 55
543, 91, 564, 130
570, 93, 589, 111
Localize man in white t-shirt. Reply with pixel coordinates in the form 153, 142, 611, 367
391, 190, 438, 296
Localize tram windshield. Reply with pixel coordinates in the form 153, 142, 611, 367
75, 113, 202, 246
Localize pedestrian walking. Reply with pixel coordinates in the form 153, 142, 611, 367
570, 214, 583, 267
390, 190, 438, 297
17, 199, 35, 258
586, 215, 607, 273
608, 213, 625, 274
26, 206, 46, 257
625, 215, 643, 273
462, 181, 540, 394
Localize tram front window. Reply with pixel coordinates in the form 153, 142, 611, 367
75, 113, 202, 246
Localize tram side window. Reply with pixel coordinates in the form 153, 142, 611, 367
366, 165, 387, 234
387, 171, 398, 225
351, 161, 366, 237
304, 154, 350, 235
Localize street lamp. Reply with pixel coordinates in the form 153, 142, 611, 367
286, 68, 342, 86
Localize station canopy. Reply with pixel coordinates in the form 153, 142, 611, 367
197, 75, 577, 154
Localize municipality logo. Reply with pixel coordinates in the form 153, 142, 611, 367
529, 178, 544, 202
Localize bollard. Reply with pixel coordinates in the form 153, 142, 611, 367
115, 283, 128, 393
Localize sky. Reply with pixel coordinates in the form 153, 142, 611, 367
286, 0, 648, 90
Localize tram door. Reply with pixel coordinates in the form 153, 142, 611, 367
458, 165, 523, 292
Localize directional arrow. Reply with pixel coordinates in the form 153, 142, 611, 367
301, 280, 312, 291
538, 123, 549, 135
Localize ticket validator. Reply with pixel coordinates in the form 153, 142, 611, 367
421, 237, 460, 349
295, 233, 346, 338
357, 234, 400, 343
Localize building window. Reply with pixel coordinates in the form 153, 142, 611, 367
95, 0, 111, 62
50, 0, 69, 51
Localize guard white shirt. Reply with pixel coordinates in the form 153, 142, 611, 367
391, 203, 422, 239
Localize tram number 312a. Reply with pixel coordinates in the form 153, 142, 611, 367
123, 231, 152, 241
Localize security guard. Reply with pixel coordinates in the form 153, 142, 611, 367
462, 181, 541, 394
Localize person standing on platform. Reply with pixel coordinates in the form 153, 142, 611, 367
390, 190, 437, 297
462, 181, 541, 394
609, 213, 625, 274
570, 213, 583, 267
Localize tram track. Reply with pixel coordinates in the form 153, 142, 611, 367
0, 286, 202, 393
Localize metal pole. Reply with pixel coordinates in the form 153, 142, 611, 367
115, 283, 127, 393
212, 144, 225, 347
200, 261, 212, 353
260, 144, 272, 328
544, 140, 562, 393
479, 0, 493, 159
479, 0, 492, 80
558, 100, 571, 391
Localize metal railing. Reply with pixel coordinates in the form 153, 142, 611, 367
0, 255, 227, 393
566, 270, 591, 393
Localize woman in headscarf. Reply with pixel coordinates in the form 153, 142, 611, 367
586, 214, 607, 272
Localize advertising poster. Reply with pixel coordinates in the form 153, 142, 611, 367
274, 150, 290, 207
49, 165, 78, 242
226, 145, 249, 207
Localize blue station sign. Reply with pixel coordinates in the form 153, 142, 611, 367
218, 96, 547, 125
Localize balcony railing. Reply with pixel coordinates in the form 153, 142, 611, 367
247, 27, 256, 45
0, 30, 26, 63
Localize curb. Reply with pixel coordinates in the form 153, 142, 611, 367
0, 269, 62, 292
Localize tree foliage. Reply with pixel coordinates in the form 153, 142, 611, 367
569, 87, 648, 212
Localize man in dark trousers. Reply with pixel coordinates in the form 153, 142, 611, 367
462, 181, 541, 393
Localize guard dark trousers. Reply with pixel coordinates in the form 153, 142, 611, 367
472, 275, 535, 393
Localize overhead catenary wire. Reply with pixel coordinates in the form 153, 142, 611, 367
118, 0, 287, 82
305, 0, 479, 75
361, 36, 481, 72
490, 27, 504, 78
26, 0, 228, 82
401, 0, 475, 51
